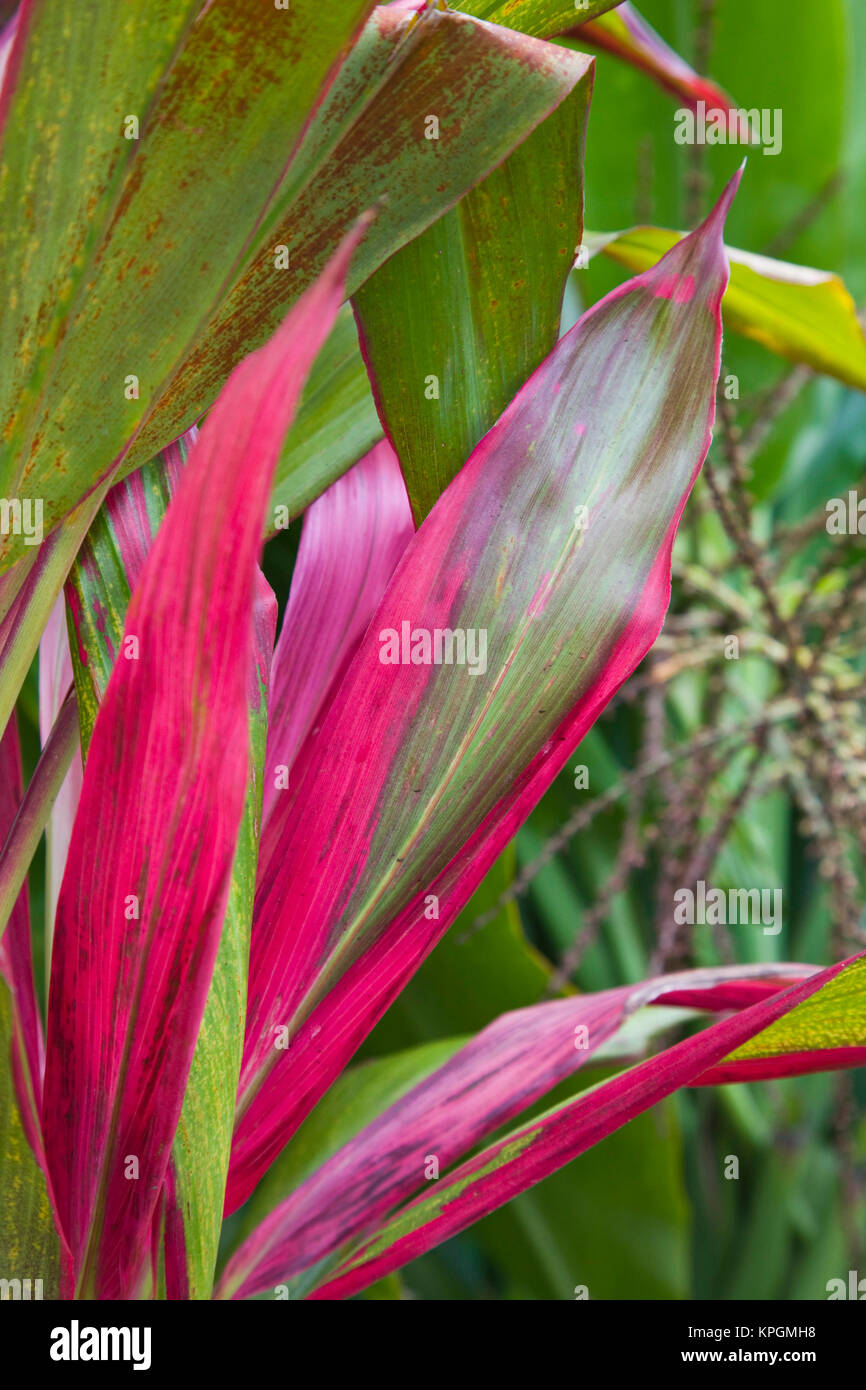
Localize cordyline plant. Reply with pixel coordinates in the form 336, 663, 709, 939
0, 0, 865, 1302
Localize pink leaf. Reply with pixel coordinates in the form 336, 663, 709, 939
263, 439, 413, 823
575, 2, 750, 134
310, 952, 864, 1300
220, 962, 809, 1298
41, 222, 368, 1298
227, 170, 741, 1210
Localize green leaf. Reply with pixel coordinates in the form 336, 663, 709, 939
457, 0, 622, 39
0, 978, 61, 1299
585, 225, 866, 391
0, 0, 374, 571
0, 0, 595, 572
354, 63, 593, 521
169, 656, 269, 1299
125, 6, 594, 480
268, 306, 382, 534
727, 954, 866, 1061
0, 486, 111, 746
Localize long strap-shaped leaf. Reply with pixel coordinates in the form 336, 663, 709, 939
458, 0, 620, 38
219, 962, 809, 1298
571, 2, 741, 117
0, 0, 591, 572
0, 978, 62, 1300
353, 44, 592, 523
65, 434, 276, 1299
163, 573, 276, 1301
227, 170, 742, 1210
309, 953, 866, 1300
0, 0, 374, 570
65, 434, 191, 753
0, 716, 45, 1162
263, 439, 414, 824
39, 596, 83, 967
40, 227, 365, 1299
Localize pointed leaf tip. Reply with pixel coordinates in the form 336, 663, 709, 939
227, 140, 739, 1203
267, 215, 372, 356
704, 163, 744, 233
631, 169, 741, 313
678, 166, 741, 272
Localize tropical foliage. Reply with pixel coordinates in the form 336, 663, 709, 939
0, 0, 864, 1301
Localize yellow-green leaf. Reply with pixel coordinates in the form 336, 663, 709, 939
0, 979, 61, 1299
727, 955, 866, 1061
586, 225, 866, 391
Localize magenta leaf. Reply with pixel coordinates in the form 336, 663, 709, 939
226, 170, 742, 1211
220, 962, 810, 1298
262, 439, 414, 823
575, 2, 747, 129
309, 952, 865, 1300
40, 224, 368, 1298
